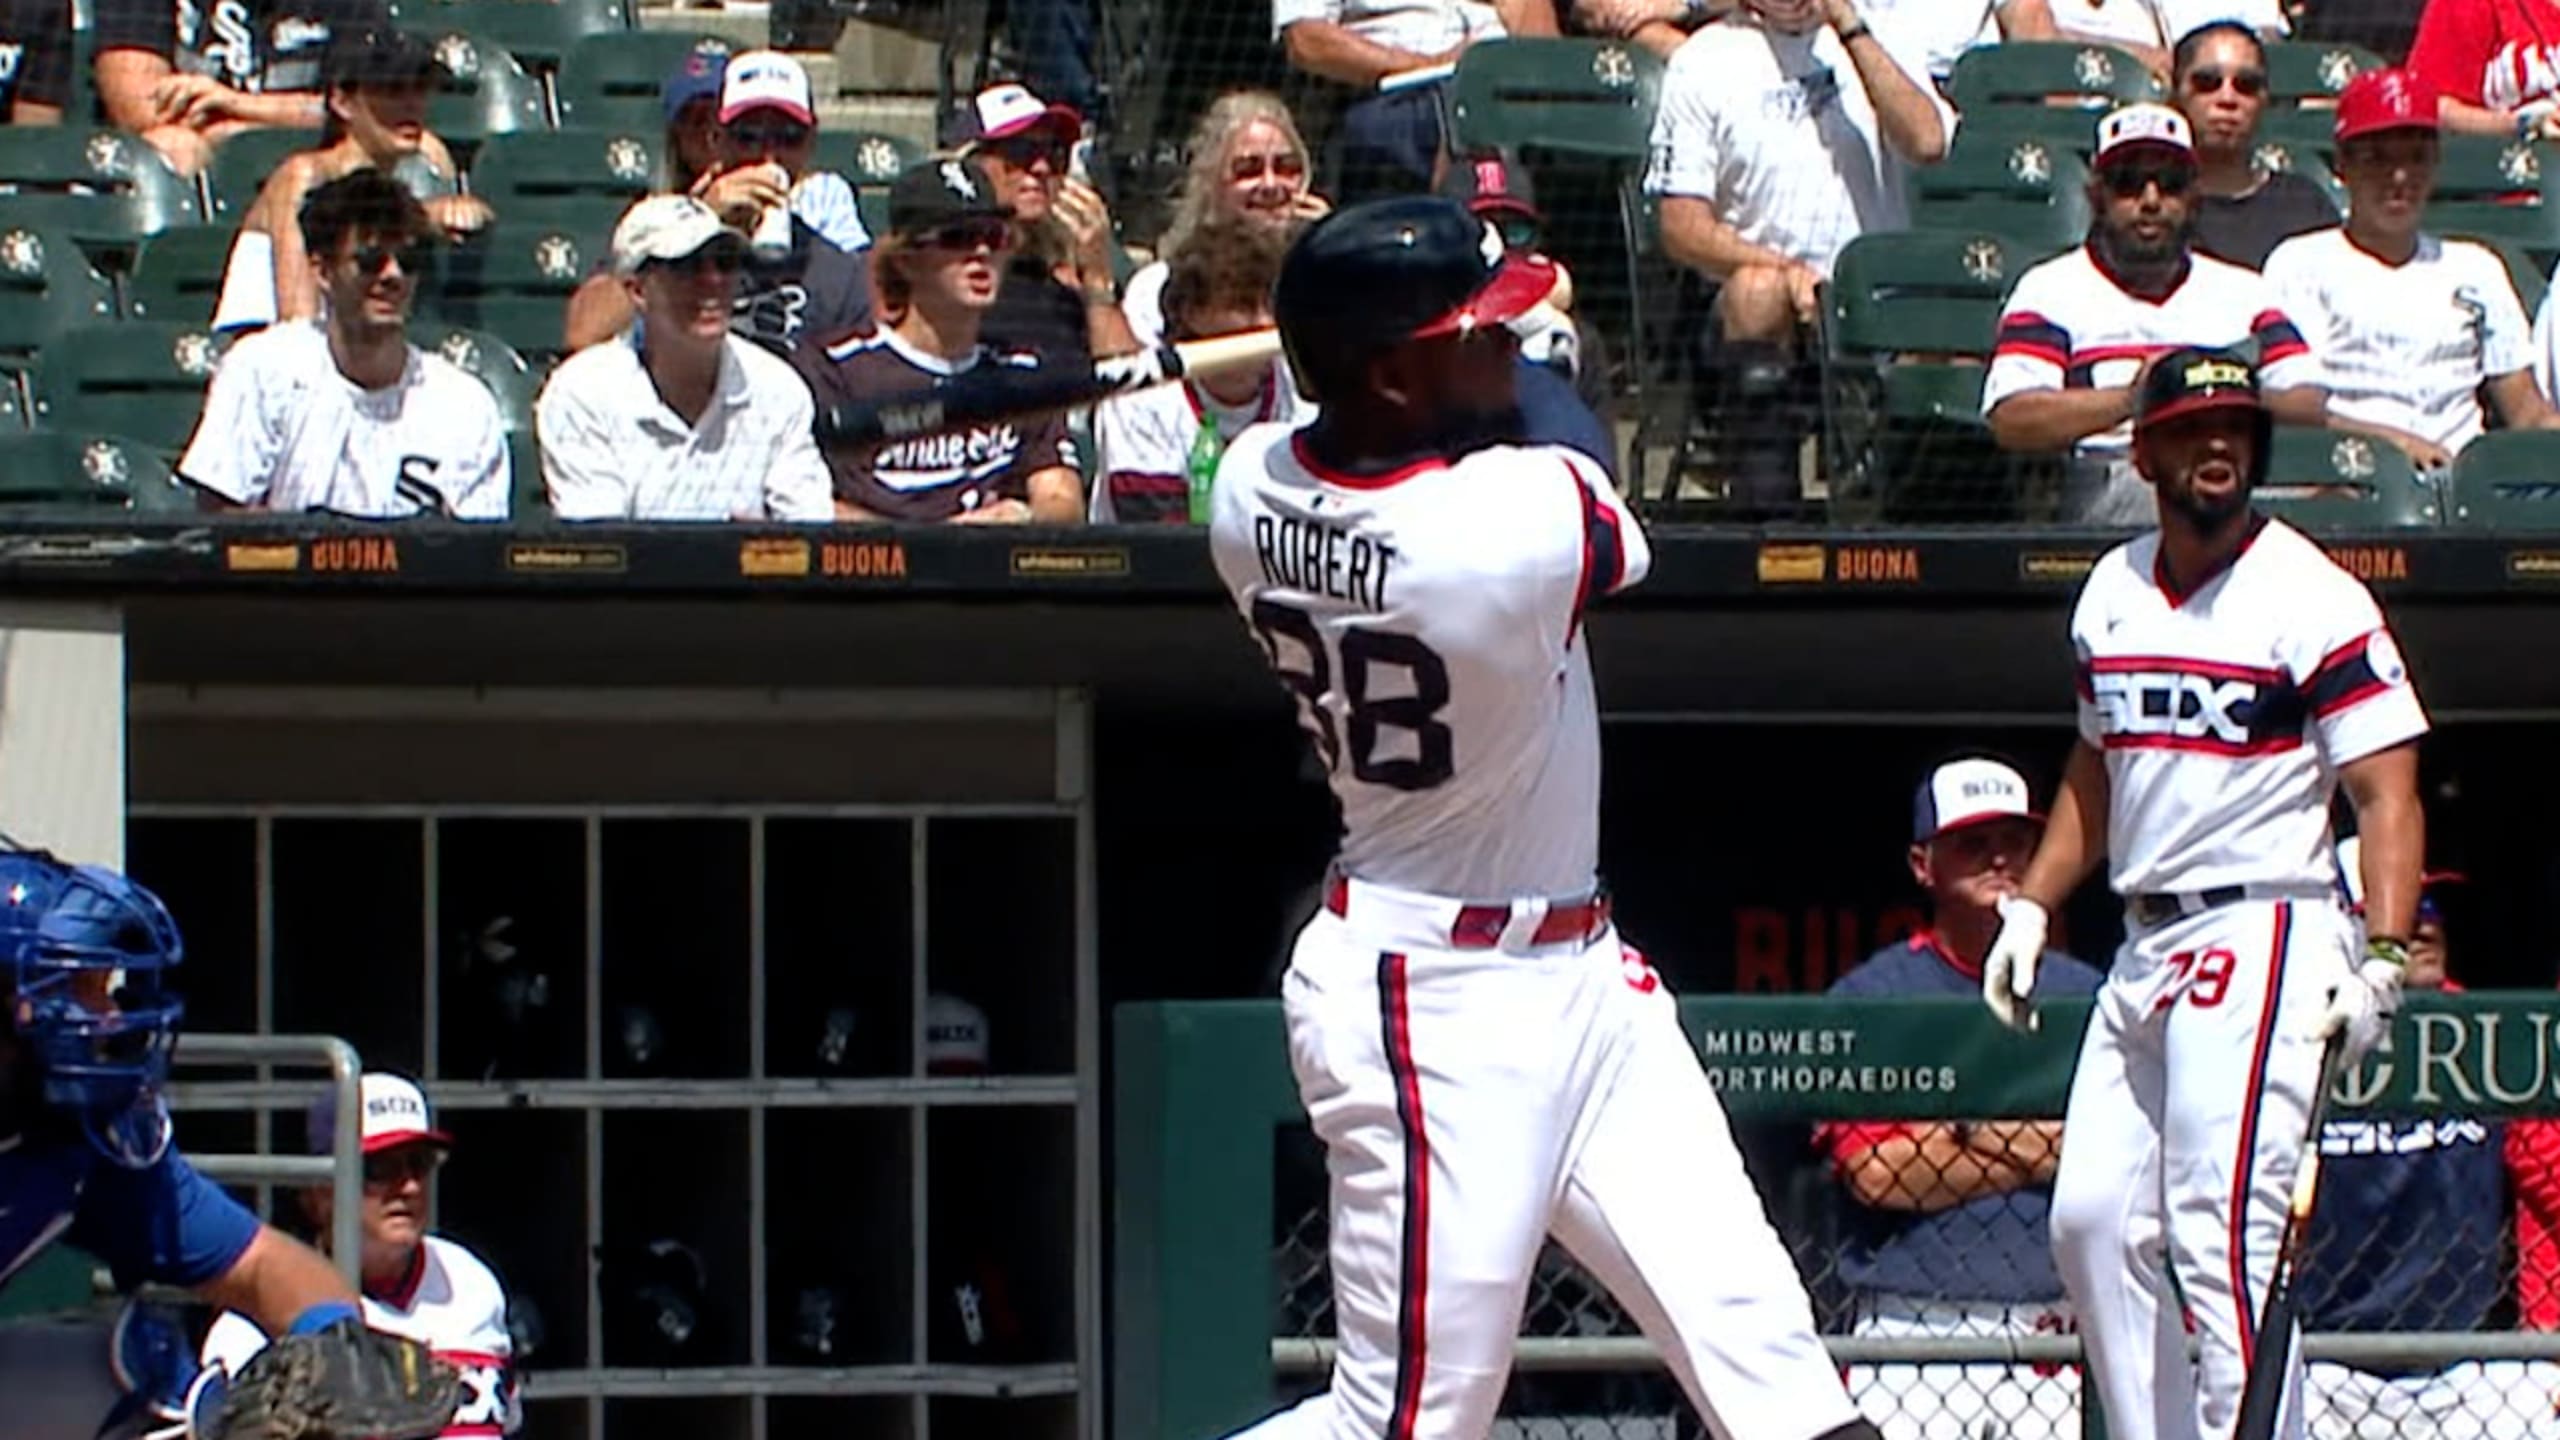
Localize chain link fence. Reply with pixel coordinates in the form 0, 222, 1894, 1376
1266, 1112, 2560, 1440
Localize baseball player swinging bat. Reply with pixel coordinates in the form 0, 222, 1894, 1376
814, 328, 1283, 447
2232, 1033, 2346, 1440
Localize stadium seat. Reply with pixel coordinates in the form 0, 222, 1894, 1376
507, 431, 547, 519
1909, 132, 2093, 254
1951, 105, 2101, 155
411, 324, 537, 433
2256, 105, 2342, 162
403, 0, 633, 72
410, 29, 550, 147
2448, 430, 2560, 527
205, 128, 323, 224
2477, 236, 2550, 319
2257, 427, 2436, 528
1446, 38, 1663, 161
0, 128, 202, 245
0, 430, 175, 512
811, 130, 926, 191
1947, 42, 2165, 115
556, 32, 733, 131
1819, 229, 2023, 518
468, 129, 659, 214
2424, 136, 2560, 256
0, 223, 120, 355
126, 225, 242, 324
2263, 41, 2384, 105
420, 220, 608, 361
29, 322, 229, 456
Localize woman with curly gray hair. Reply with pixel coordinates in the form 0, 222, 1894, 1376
1123, 90, 1331, 346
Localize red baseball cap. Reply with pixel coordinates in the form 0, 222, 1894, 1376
2334, 68, 2440, 143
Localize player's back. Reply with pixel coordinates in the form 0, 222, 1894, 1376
1209, 425, 1648, 900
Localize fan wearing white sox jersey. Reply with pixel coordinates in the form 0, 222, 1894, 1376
1209, 194, 1876, 1440
2264, 68, 2560, 472
179, 169, 510, 520
1982, 347, 2427, 1440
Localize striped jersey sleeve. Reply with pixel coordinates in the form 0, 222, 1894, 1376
1982, 263, 2071, 417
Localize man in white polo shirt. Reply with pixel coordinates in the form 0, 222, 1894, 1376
1272, 0, 1559, 203
1983, 103, 2325, 523
1645, 0, 1951, 515
179, 170, 510, 519
2268, 68, 2560, 473
536, 195, 833, 521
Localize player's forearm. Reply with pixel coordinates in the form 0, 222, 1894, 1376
196, 1225, 359, 1334
1283, 21, 1446, 87
2021, 740, 2107, 910
1657, 198, 1796, 282
2341, 743, 2424, 944
1987, 388, 2135, 452
1845, 1131, 2035, 1210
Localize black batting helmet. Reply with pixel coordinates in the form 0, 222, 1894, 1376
2134, 345, 2271, 487
1272, 194, 1555, 403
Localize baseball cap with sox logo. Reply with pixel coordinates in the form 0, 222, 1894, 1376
307, 1072, 453, 1156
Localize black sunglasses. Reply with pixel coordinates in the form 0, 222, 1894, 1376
924, 219, 1012, 252
729, 122, 811, 148
2101, 164, 2196, 198
364, 1147, 445, 1186
986, 133, 1064, 169
2184, 66, 2268, 98
349, 241, 429, 277
650, 238, 748, 275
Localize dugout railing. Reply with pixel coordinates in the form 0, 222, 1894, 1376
1114, 993, 2560, 1440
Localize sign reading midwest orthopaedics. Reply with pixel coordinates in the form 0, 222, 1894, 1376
1680, 994, 2560, 1122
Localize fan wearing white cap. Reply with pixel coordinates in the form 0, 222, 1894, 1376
951, 81, 1142, 367
200, 1075, 519, 1438
1822, 758, 2101, 1440
536, 196, 834, 522
1983, 102, 2328, 524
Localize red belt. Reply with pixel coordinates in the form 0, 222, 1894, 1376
1325, 874, 1612, 950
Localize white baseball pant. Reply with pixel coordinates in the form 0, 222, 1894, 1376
1847, 1295, 2080, 1440
2049, 896, 2355, 1440
1226, 873, 1865, 1440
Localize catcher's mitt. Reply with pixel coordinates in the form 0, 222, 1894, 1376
211, 1317, 462, 1440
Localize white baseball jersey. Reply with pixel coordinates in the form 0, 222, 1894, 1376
536, 330, 834, 521
2071, 518, 2428, 898
2264, 229, 2533, 455
202, 1234, 519, 1437
1985, 248, 2319, 457
1208, 427, 1649, 899
1091, 366, 1311, 523
1644, 17, 1952, 276
1266, 0, 1502, 52
177, 321, 511, 519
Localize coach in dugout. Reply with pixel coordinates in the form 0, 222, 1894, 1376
1984, 102, 2325, 524
535, 196, 833, 521
1645, 0, 1950, 518
179, 170, 511, 520
796, 160, 1083, 525
1822, 757, 2101, 1440
2265, 69, 2560, 474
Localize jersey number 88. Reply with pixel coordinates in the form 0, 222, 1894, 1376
1251, 599, 1455, 792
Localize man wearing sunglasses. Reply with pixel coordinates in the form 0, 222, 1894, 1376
201, 1074, 520, 1438
2175, 21, 2338, 270
179, 170, 512, 521
537, 196, 835, 522
798, 159, 1084, 524
1984, 103, 2325, 524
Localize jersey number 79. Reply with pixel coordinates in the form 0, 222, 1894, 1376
1251, 599, 1454, 791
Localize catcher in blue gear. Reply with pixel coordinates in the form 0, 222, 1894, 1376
0, 842, 460, 1440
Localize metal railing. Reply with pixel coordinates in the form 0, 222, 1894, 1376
167, 1032, 364, 1289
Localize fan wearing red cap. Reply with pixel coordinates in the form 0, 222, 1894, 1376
2263, 67, 2560, 473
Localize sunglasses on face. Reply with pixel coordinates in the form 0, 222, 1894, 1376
1228, 151, 1307, 183
650, 240, 748, 276
729, 123, 811, 149
2184, 66, 2268, 97
364, 1147, 445, 1186
986, 134, 1063, 170
925, 219, 1012, 252
347, 241, 429, 277
2102, 165, 2195, 198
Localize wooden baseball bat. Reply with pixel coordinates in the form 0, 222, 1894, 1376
814, 328, 1284, 448
2232, 1034, 2346, 1440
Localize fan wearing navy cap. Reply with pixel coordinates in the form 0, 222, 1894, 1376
1208, 195, 1875, 1440
1823, 758, 2100, 1440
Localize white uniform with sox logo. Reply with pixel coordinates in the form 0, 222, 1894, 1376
1208, 423, 1862, 1440
2053, 518, 2427, 1440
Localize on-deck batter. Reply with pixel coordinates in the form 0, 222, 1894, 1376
1207, 193, 1877, 1440
1981, 347, 2429, 1440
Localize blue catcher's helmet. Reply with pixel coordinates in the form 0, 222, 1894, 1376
0, 848, 186, 1168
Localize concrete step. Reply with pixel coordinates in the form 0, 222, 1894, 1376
636, 3, 769, 50
635, 6, 940, 95
818, 93, 937, 151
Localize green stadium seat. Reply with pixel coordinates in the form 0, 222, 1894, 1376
2424, 136, 2560, 256
1910, 132, 2092, 254
206, 128, 323, 224
810, 130, 926, 192
0, 129, 202, 245
1819, 229, 2024, 518
0, 223, 119, 354
1446, 38, 1663, 161
2473, 236, 2550, 320
2263, 41, 2384, 105
468, 128, 659, 213
126, 224, 241, 324
412, 324, 537, 433
2257, 427, 2437, 528
1951, 105, 2101, 156
556, 32, 733, 131
2448, 430, 2560, 528
506, 430, 547, 519
0, 430, 174, 512
410, 29, 550, 146
419, 219, 608, 360
29, 322, 229, 456
1947, 42, 2164, 114
2256, 105, 2342, 162
403, 0, 632, 72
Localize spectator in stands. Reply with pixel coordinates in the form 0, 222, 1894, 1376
535, 196, 833, 523
1440, 148, 1613, 422
654, 42, 731, 192
795, 159, 1083, 525
1646, 0, 1951, 516
951, 81, 1140, 366
210, 27, 489, 333
1823, 757, 2101, 1440
2410, 0, 2560, 139
179, 171, 510, 519
2265, 69, 2559, 471
0, 0, 72, 123
1271, 0, 1559, 204
91, 0, 386, 174
1092, 217, 1303, 524
2176, 21, 2339, 269
564, 50, 873, 357
1123, 89, 1329, 349
1984, 103, 2325, 523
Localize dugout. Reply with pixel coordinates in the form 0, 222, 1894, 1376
1, 517, 2557, 1440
